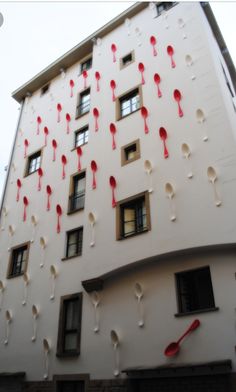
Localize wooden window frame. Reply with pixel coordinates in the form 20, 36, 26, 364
53, 374, 89, 392
116, 191, 151, 240
119, 50, 135, 70
24, 148, 43, 177
79, 54, 93, 74
155, 2, 177, 17
40, 83, 50, 96
75, 88, 91, 119
7, 242, 30, 279
67, 170, 86, 214
56, 292, 83, 358
74, 126, 89, 149
121, 139, 140, 166
115, 85, 143, 121
62, 226, 83, 261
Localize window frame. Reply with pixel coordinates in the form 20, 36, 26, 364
80, 55, 93, 74
41, 83, 50, 96
116, 85, 143, 121
74, 126, 89, 149
120, 50, 135, 70
63, 227, 83, 260
121, 139, 141, 166
53, 374, 89, 392
116, 191, 151, 240
68, 171, 86, 214
155, 2, 178, 17
56, 292, 83, 358
7, 242, 30, 279
75, 88, 91, 119
24, 149, 42, 177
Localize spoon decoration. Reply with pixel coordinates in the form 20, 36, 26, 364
144, 160, 153, 193
88, 212, 96, 247
138, 62, 145, 84
165, 183, 176, 221
93, 108, 99, 132
50, 265, 57, 300
52, 139, 57, 161
43, 126, 49, 146
43, 338, 51, 379
95, 71, 101, 92
61, 155, 67, 179
22, 272, 30, 306
207, 167, 222, 206
0, 281, 5, 311
46, 185, 52, 211
150, 35, 157, 56
31, 305, 39, 342
39, 236, 47, 268
4, 310, 12, 345
91, 291, 100, 333
65, 113, 71, 134
159, 127, 169, 159
111, 43, 117, 62
57, 103, 62, 122
69, 79, 74, 97
181, 143, 193, 178
16, 179, 22, 202
36, 116, 42, 135
82, 70, 88, 89
37, 168, 43, 191
173, 89, 183, 117
109, 176, 117, 208
110, 80, 116, 102
56, 204, 62, 233
30, 215, 37, 243
196, 109, 208, 141
91, 160, 97, 189
164, 319, 200, 357
24, 139, 29, 158
110, 123, 117, 150
141, 106, 149, 134
23, 196, 29, 222
110, 330, 120, 377
135, 283, 144, 327
76, 146, 82, 171
154, 73, 162, 98
167, 45, 176, 68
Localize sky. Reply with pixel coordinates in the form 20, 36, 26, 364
0, 1, 235, 199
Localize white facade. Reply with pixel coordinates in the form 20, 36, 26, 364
0, 2, 236, 390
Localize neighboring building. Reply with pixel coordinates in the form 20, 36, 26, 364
0, 2, 236, 391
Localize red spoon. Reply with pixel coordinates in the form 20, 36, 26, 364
110, 80, 116, 102
69, 79, 74, 97
174, 89, 183, 117
141, 106, 149, 134
66, 113, 71, 134
111, 43, 117, 62
91, 160, 97, 189
95, 71, 101, 92
36, 116, 42, 135
56, 204, 62, 234
37, 168, 43, 191
57, 103, 62, 122
82, 70, 88, 89
52, 139, 57, 161
159, 127, 169, 158
16, 179, 22, 202
110, 123, 117, 150
164, 319, 200, 357
76, 146, 82, 171
154, 73, 162, 98
167, 45, 176, 68
109, 176, 117, 208
44, 126, 49, 146
61, 155, 67, 179
24, 139, 29, 158
23, 196, 29, 222
138, 62, 145, 85
46, 185, 52, 211
93, 108, 99, 132
150, 35, 157, 56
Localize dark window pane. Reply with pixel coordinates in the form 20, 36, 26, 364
66, 228, 83, 257
10, 245, 28, 276
120, 90, 140, 117
28, 152, 41, 174
121, 197, 147, 237
75, 127, 89, 147
81, 57, 92, 72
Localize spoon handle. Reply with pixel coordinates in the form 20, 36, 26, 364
163, 140, 169, 159
212, 182, 222, 206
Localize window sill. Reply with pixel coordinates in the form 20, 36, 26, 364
118, 228, 149, 241
61, 254, 81, 261
67, 207, 84, 215
117, 107, 140, 121
7, 272, 24, 279
56, 351, 79, 358
71, 142, 88, 152
175, 307, 219, 318
75, 111, 90, 120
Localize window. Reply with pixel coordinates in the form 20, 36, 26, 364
156, 2, 177, 16
68, 172, 86, 213
116, 87, 142, 120
65, 227, 83, 258
116, 192, 151, 240
121, 139, 140, 166
7, 243, 29, 278
57, 293, 83, 357
53, 375, 88, 392
76, 89, 90, 117
75, 126, 89, 148
26, 150, 41, 175
120, 51, 135, 69
41, 83, 50, 95
56, 380, 85, 392
80, 57, 92, 73
175, 267, 216, 314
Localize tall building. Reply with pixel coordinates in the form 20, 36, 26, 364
0, 2, 236, 391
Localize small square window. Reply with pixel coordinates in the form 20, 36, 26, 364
57, 293, 83, 357
41, 84, 50, 95
121, 139, 140, 166
7, 243, 30, 278
116, 192, 151, 240
76, 89, 90, 118
80, 57, 92, 73
25, 150, 42, 176
116, 87, 142, 120
156, 2, 177, 16
65, 227, 83, 258
75, 126, 89, 148
175, 266, 216, 314
68, 172, 86, 214
120, 51, 135, 69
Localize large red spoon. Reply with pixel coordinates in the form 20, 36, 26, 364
82, 70, 88, 89
173, 89, 183, 117
109, 176, 117, 208
76, 146, 82, 171
159, 127, 169, 159
69, 79, 74, 97
44, 126, 49, 146
36, 116, 42, 135
111, 43, 117, 62
167, 45, 176, 68
93, 108, 99, 132
23, 196, 29, 222
164, 319, 200, 357
154, 73, 162, 98
56, 204, 62, 234
95, 71, 101, 92
57, 103, 62, 122
24, 139, 29, 158
138, 62, 145, 85
52, 139, 57, 162
37, 168, 43, 191
110, 80, 116, 102
91, 160, 97, 189
61, 155, 67, 179
141, 106, 149, 134
66, 113, 71, 134
16, 179, 22, 202
150, 35, 157, 56
46, 185, 52, 211
110, 123, 117, 150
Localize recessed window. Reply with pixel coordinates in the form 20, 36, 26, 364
57, 293, 83, 357
76, 88, 90, 117
66, 227, 83, 258
75, 126, 89, 148
7, 243, 30, 278
120, 51, 135, 69
80, 57, 92, 73
68, 172, 86, 214
53, 375, 88, 392
116, 87, 142, 120
175, 266, 216, 314
41, 83, 50, 95
116, 192, 151, 240
156, 2, 177, 16
121, 139, 140, 166
26, 150, 41, 176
